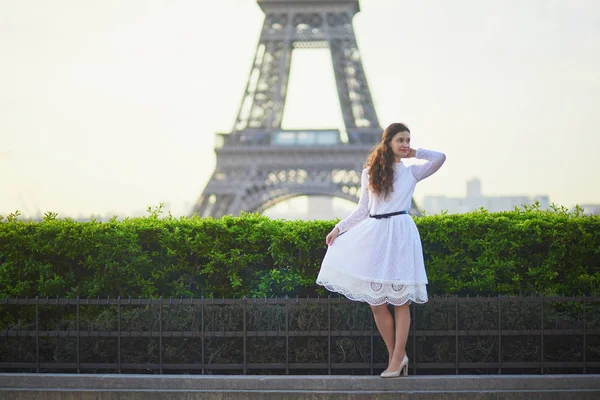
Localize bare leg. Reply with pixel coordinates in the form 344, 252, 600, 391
388, 303, 411, 371
370, 304, 395, 371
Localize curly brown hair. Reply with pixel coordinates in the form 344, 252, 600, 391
365, 123, 410, 199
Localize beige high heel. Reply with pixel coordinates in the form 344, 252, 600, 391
380, 354, 409, 378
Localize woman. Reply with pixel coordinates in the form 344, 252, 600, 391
316, 122, 446, 378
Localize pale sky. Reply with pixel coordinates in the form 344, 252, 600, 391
1, 0, 599, 219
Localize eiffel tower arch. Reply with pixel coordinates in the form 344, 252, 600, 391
192, 0, 419, 218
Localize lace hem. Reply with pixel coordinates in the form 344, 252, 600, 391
316, 279, 428, 306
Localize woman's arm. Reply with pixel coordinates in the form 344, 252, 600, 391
410, 149, 446, 182
335, 168, 370, 234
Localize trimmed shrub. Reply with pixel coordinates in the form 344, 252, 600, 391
1, 205, 599, 298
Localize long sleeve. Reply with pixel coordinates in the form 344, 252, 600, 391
411, 148, 446, 182
335, 168, 370, 233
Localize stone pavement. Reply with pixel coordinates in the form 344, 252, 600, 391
1, 373, 599, 399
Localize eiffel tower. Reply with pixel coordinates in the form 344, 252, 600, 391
191, 0, 419, 217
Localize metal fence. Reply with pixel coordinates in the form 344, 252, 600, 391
1, 295, 598, 375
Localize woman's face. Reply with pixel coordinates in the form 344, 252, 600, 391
389, 130, 411, 159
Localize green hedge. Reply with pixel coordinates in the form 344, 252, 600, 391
1, 206, 599, 298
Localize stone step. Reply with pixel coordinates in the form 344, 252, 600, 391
1, 373, 599, 400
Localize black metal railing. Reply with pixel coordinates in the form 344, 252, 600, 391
1, 295, 598, 375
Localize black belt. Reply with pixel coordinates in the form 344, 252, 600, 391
369, 210, 408, 219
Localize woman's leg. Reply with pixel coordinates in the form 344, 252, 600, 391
370, 304, 395, 370
388, 303, 411, 371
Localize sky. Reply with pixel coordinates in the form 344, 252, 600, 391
1, 0, 599, 219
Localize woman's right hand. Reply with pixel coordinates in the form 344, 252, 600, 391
326, 227, 340, 246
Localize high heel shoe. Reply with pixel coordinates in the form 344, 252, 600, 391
380, 355, 409, 378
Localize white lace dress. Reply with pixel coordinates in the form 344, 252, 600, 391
316, 149, 446, 306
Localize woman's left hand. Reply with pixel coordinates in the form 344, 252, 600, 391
326, 227, 340, 246
407, 148, 417, 158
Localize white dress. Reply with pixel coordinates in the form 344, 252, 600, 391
316, 148, 446, 306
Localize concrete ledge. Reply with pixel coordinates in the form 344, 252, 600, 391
2, 373, 600, 391
1, 374, 599, 400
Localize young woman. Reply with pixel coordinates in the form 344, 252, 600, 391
316, 122, 446, 378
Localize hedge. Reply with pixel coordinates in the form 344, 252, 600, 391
1, 205, 599, 298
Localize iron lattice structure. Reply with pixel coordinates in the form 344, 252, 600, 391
2, 296, 599, 375
192, 0, 419, 217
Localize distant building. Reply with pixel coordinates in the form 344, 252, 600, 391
422, 178, 550, 214
263, 196, 356, 221
580, 204, 600, 215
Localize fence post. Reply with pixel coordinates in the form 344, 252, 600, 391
243, 296, 247, 375
117, 296, 121, 374
35, 297, 39, 373
201, 296, 205, 375
76, 297, 80, 373
583, 294, 587, 374
328, 295, 331, 375
370, 303, 374, 375
455, 296, 459, 375
412, 302, 417, 375
285, 296, 289, 375
498, 295, 502, 374
159, 296, 163, 374
540, 294, 544, 374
